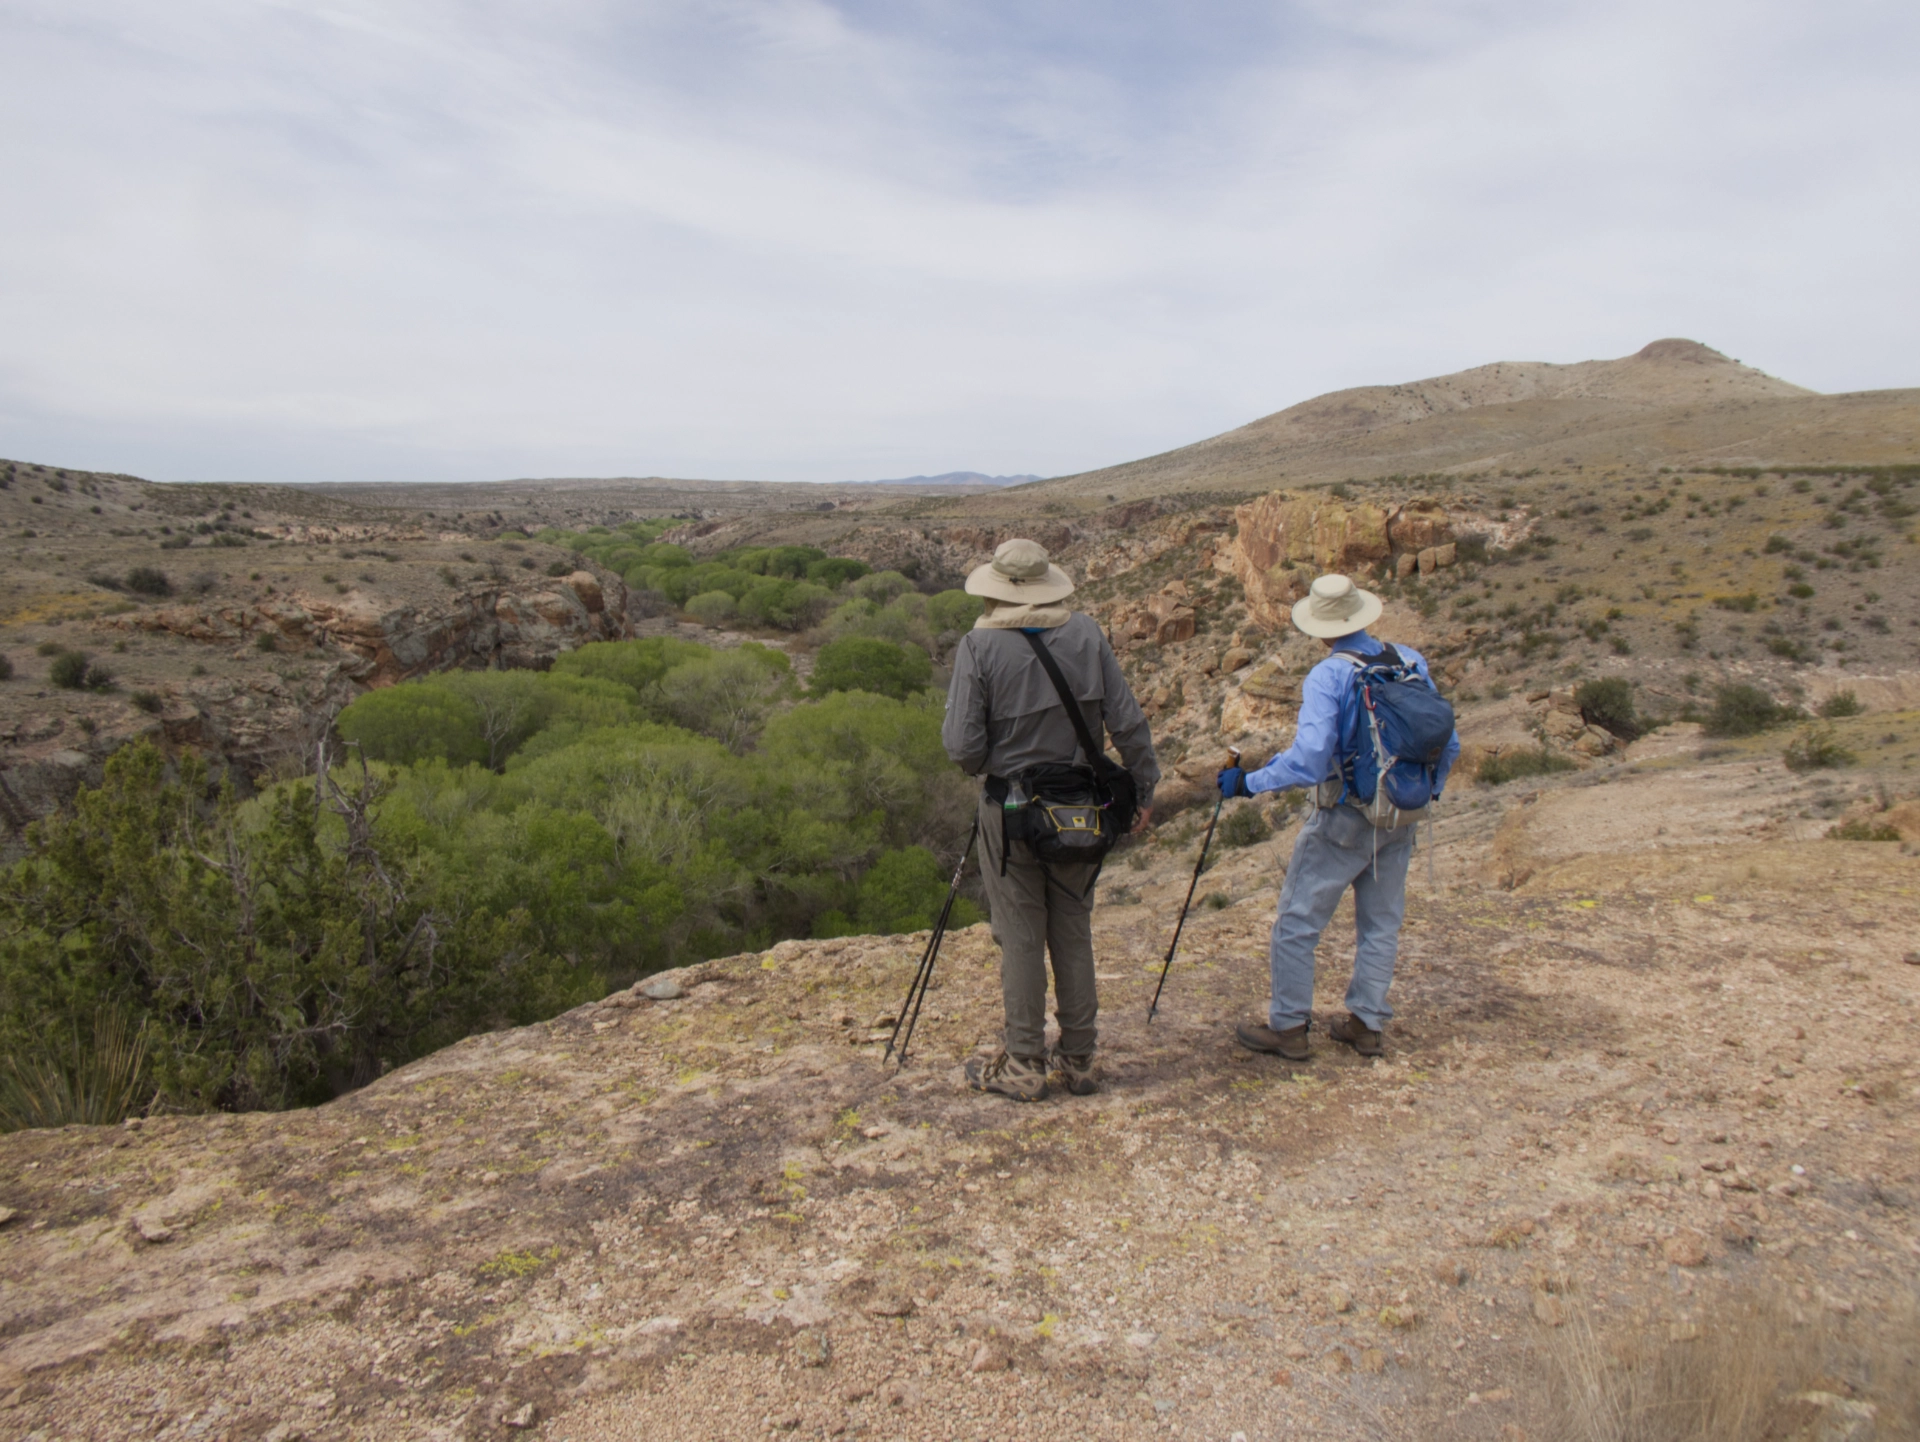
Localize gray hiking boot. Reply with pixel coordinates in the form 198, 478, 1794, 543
1329, 1012, 1384, 1058
1049, 1048, 1099, 1096
964, 1051, 1049, 1103
1235, 1020, 1310, 1062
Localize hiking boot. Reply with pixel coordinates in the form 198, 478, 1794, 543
964, 1051, 1049, 1103
1050, 1048, 1099, 1096
1234, 1021, 1310, 1061
1329, 1013, 1384, 1058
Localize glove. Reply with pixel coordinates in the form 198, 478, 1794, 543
1217, 766, 1252, 799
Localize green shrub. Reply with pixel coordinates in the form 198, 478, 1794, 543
926, 589, 985, 634
1787, 582, 1815, 599
1818, 690, 1864, 718
806, 557, 871, 588
810, 846, 981, 939
1711, 592, 1759, 612
739, 578, 834, 631
686, 590, 737, 626
1574, 677, 1640, 739
655, 648, 791, 750
765, 544, 827, 578
1763, 534, 1792, 553
128, 690, 163, 714
49, 651, 97, 689
851, 571, 914, 605
35, 639, 65, 657
1477, 747, 1577, 785
1826, 816, 1900, 841
1218, 804, 1272, 848
0, 745, 578, 1115
546, 559, 572, 577
124, 566, 172, 597
254, 631, 278, 653
1783, 724, 1854, 772
0, 654, 11, 682
811, 637, 933, 701
1704, 684, 1796, 737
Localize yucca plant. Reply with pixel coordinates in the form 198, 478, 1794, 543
0, 1008, 151, 1132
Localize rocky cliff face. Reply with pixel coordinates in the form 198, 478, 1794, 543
0, 569, 630, 853
1227, 493, 1464, 632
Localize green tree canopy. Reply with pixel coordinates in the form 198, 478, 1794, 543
810, 636, 933, 701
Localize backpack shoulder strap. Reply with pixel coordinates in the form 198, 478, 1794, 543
1020, 629, 1105, 769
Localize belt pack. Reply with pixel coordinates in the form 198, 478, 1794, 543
988, 766, 1117, 868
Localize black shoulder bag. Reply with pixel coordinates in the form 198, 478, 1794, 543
1001, 630, 1139, 866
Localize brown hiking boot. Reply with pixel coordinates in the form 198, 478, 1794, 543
1235, 1021, 1310, 1061
1050, 1049, 1099, 1096
1329, 1013, 1384, 1058
964, 1051, 1049, 1102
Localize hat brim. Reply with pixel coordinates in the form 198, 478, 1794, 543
1290, 588, 1384, 639
964, 560, 1076, 605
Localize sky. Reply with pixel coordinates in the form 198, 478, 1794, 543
0, 0, 1914, 485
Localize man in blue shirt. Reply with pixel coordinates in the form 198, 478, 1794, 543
1216, 574, 1460, 1061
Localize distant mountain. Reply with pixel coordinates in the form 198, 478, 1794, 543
852, 471, 1038, 488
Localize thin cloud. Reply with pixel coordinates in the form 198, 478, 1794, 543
0, 0, 1912, 483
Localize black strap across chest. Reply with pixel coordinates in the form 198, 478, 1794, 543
1020, 629, 1103, 767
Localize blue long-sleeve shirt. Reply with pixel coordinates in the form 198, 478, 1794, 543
1244, 631, 1461, 797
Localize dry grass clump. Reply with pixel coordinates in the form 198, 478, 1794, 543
1547, 1293, 1919, 1442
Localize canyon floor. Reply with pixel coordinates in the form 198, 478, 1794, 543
4, 730, 1919, 1442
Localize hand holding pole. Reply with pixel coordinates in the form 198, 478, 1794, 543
1148, 747, 1240, 1023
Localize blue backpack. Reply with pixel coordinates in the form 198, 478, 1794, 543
1330, 644, 1456, 828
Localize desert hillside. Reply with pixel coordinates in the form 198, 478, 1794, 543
1029, 340, 1920, 501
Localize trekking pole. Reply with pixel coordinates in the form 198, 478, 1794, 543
884, 815, 980, 1069
1148, 748, 1239, 1023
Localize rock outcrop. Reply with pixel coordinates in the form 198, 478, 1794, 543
1106, 580, 1199, 648
112, 570, 628, 686
1228, 492, 1464, 631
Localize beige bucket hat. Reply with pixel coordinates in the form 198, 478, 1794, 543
1291, 573, 1384, 639
964, 538, 1076, 605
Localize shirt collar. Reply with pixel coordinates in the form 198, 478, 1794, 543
1330, 630, 1383, 656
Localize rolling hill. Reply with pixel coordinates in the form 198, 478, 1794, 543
1029, 339, 1920, 502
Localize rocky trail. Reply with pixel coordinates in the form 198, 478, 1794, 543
4, 741, 1919, 1442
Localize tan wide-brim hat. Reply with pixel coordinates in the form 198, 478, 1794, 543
1291, 573, 1384, 639
964, 537, 1076, 605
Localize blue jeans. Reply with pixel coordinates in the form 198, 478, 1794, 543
1268, 804, 1415, 1032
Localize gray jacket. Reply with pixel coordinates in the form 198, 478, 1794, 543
941, 613, 1160, 807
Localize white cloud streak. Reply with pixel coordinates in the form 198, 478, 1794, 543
0, 0, 1913, 482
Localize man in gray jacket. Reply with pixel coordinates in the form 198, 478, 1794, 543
942, 539, 1159, 1102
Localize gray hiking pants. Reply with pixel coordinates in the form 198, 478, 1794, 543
978, 791, 1100, 1061
1268, 803, 1416, 1033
